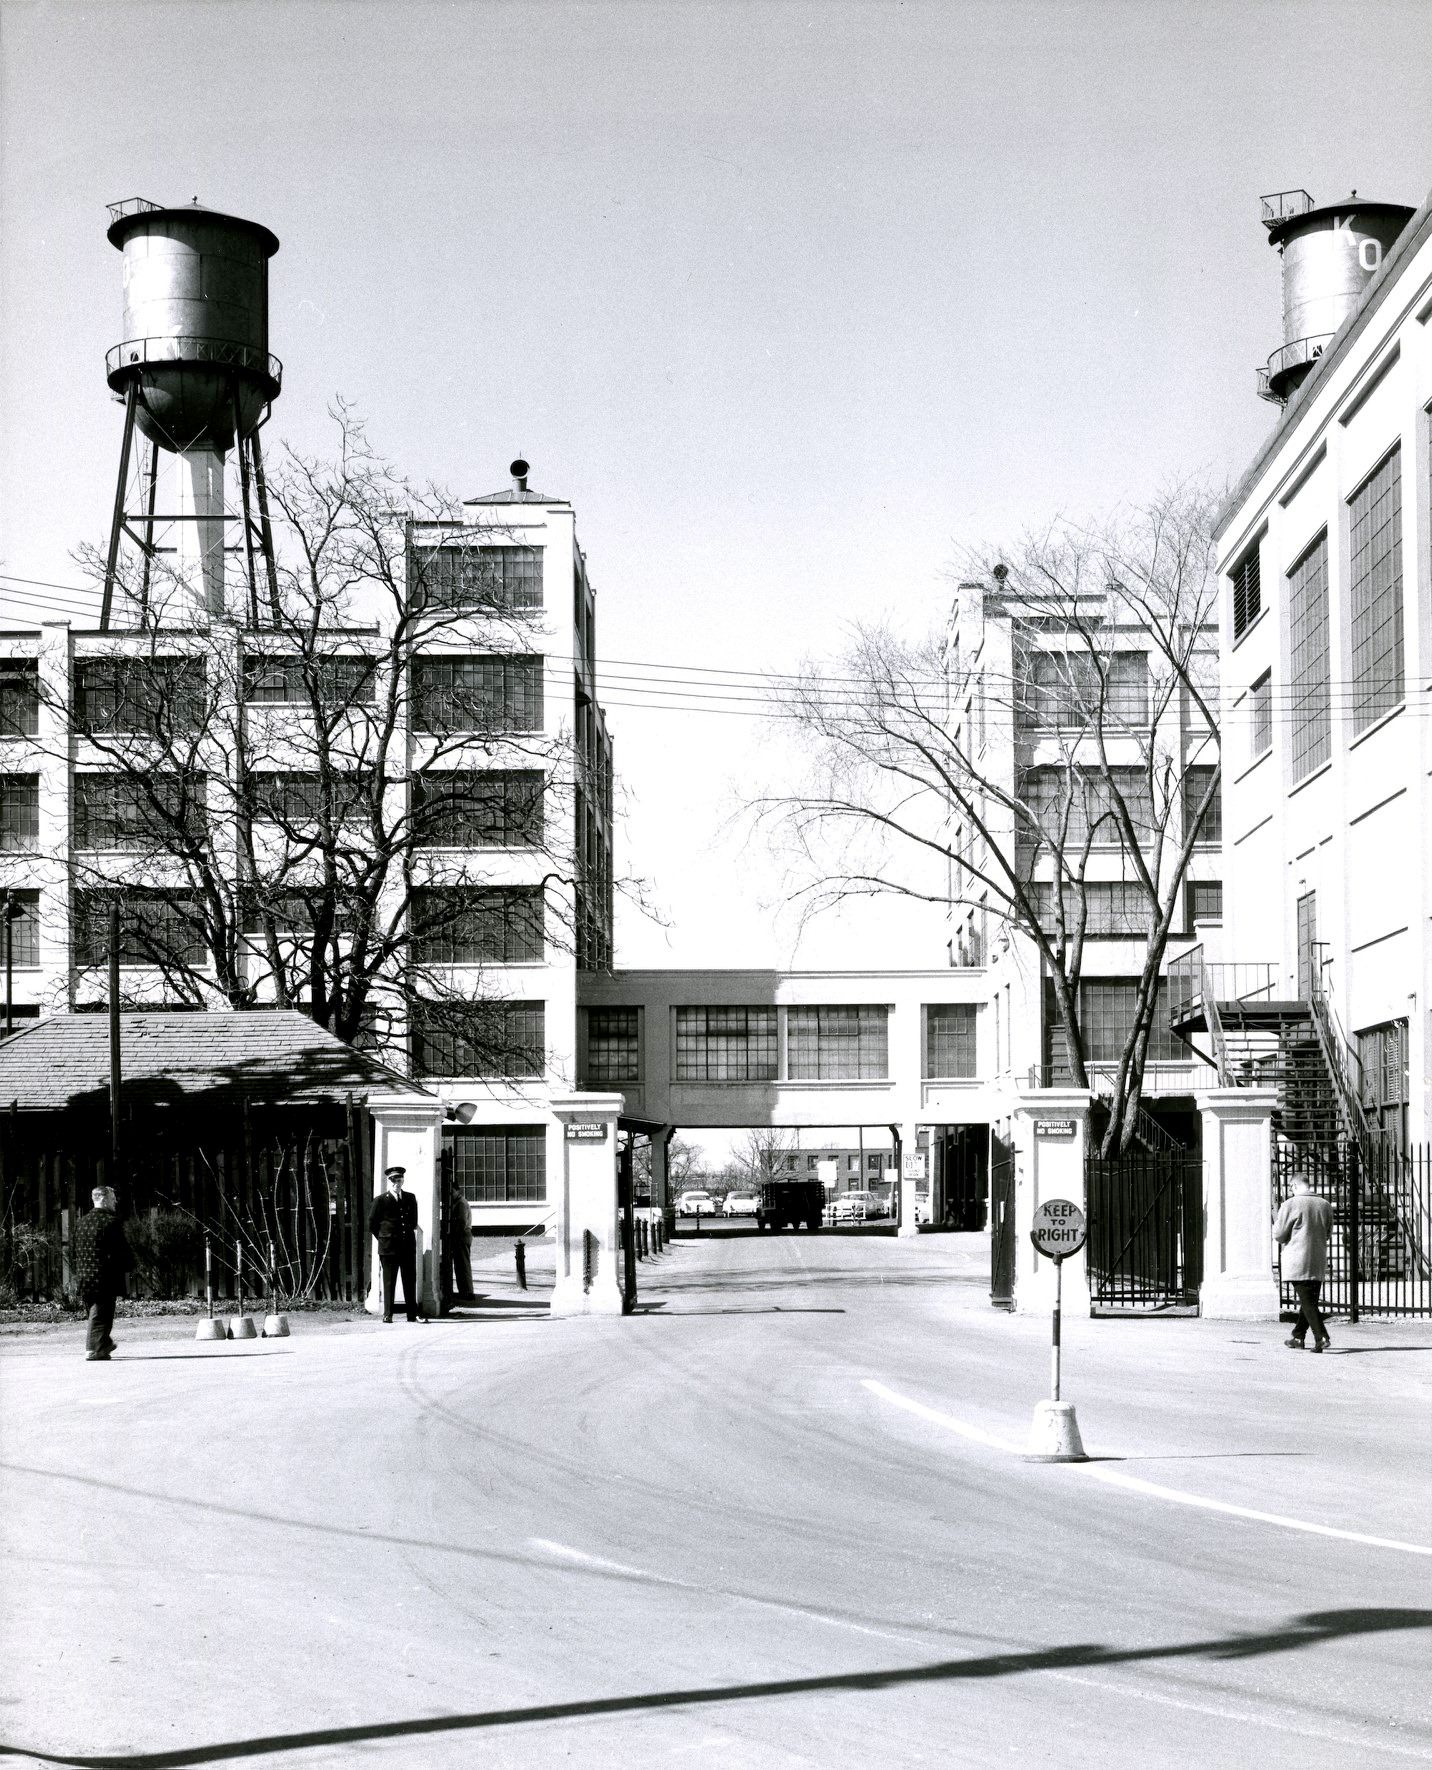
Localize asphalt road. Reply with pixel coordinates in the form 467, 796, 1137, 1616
2, 1230, 1429, 1770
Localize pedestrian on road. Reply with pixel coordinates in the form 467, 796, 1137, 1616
72, 1185, 130, 1362
1273, 1171, 1334, 1352
369, 1165, 425, 1324
449, 1181, 473, 1302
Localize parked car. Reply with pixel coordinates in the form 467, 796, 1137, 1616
676, 1190, 717, 1217
832, 1189, 886, 1223
724, 1191, 760, 1217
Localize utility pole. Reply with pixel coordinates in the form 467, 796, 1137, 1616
109, 902, 123, 1193
2, 891, 14, 1037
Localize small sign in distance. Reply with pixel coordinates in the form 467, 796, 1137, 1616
1035, 1118, 1077, 1137
1029, 1198, 1087, 1260
565, 1122, 608, 1142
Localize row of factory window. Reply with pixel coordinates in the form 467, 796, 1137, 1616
1230, 441, 1407, 778
0, 655, 547, 736
0, 885, 550, 970
585, 1003, 979, 1086
0, 770, 546, 851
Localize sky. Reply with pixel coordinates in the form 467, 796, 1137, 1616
2, 0, 1430, 979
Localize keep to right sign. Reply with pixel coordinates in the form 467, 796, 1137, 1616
1029, 1198, 1087, 1261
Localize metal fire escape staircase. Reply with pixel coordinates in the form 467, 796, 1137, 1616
1169, 946, 1427, 1280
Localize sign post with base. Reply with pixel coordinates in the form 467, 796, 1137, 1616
1025, 1199, 1088, 1462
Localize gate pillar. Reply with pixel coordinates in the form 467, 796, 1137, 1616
1197, 1088, 1280, 1320
549, 1092, 625, 1318
1011, 1088, 1093, 1316
365, 1094, 446, 1317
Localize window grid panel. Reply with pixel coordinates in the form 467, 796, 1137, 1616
786, 1005, 889, 1081
413, 1001, 545, 1079
587, 1008, 640, 1085
411, 887, 545, 965
243, 656, 377, 705
1043, 977, 1179, 1077
1232, 543, 1261, 640
1348, 449, 1403, 733
673, 1006, 777, 1082
74, 891, 207, 967
0, 664, 39, 738
1287, 533, 1331, 780
411, 545, 544, 612
74, 658, 206, 732
1017, 765, 1155, 859
412, 770, 544, 848
413, 657, 544, 733
1249, 673, 1272, 758
925, 1003, 977, 1078
450, 1126, 547, 1204
1182, 765, 1222, 848
0, 775, 39, 850
2, 890, 40, 966
73, 774, 205, 851
1029, 881, 1150, 937
1187, 880, 1224, 926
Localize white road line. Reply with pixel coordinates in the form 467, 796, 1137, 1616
863, 1379, 1432, 1557
529, 1538, 926, 1646
861, 1379, 1025, 1454
1045, 1671, 1432, 1762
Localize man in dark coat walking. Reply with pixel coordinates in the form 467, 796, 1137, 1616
369, 1165, 424, 1323
72, 1186, 129, 1361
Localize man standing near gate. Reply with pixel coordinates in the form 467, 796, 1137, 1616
1274, 1171, 1334, 1352
73, 1185, 130, 1361
369, 1165, 425, 1324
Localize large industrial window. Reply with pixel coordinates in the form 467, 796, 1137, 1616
74, 890, 207, 967
411, 1000, 545, 1079
1017, 765, 1155, 857
1231, 539, 1261, 640
449, 1125, 547, 1204
1029, 880, 1149, 937
74, 658, 206, 733
586, 1008, 640, 1085
1186, 880, 1223, 927
73, 774, 206, 850
2, 890, 40, 966
413, 657, 543, 733
1357, 1019, 1409, 1152
1018, 651, 1148, 730
250, 772, 369, 826
243, 655, 377, 705
410, 545, 544, 611
1182, 765, 1221, 848
0, 776, 39, 850
1249, 672, 1272, 758
1348, 447, 1403, 733
786, 1005, 889, 1081
925, 1003, 977, 1078
674, 1006, 777, 1082
1287, 532, 1331, 780
412, 770, 544, 848
410, 887, 544, 965
0, 663, 39, 738
1043, 977, 1180, 1077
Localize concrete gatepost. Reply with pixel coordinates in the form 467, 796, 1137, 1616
1197, 1088, 1281, 1320
365, 1094, 446, 1318
1011, 1087, 1093, 1316
549, 1092, 625, 1318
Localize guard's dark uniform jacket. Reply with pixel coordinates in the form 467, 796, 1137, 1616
368, 1189, 418, 1253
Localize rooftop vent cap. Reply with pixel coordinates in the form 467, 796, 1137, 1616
510, 458, 529, 494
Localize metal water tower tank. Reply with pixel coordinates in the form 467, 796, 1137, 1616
101, 198, 283, 627
1256, 190, 1414, 403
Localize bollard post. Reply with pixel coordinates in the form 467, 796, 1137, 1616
195, 1234, 225, 1340
262, 1235, 290, 1339
515, 1238, 527, 1292
228, 1238, 257, 1340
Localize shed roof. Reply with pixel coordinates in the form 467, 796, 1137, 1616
0, 1011, 431, 1115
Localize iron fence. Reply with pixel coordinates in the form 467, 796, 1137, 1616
1272, 1140, 1432, 1319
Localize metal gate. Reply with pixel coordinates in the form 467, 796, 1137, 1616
1085, 1150, 1203, 1312
989, 1134, 1015, 1309
1272, 1140, 1432, 1319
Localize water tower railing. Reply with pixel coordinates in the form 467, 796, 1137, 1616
1259, 189, 1314, 229
106, 336, 283, 393
106, 197, 163, 224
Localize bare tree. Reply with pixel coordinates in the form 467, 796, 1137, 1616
48, 407, 582, 1079
732, 1127, 800, 1185
762, 483, 1221, 1155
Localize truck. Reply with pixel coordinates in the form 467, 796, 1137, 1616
756, 1179, 826, 1231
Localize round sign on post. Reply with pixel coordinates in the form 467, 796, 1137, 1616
1029, 1198, 1087, 1262
1025, 1197, 1088, 1463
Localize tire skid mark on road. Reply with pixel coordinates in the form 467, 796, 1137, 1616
1045, 1670, 1432, 1762
864, 1379, 1432, 1556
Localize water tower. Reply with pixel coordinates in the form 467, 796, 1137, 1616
1256, 189, 1413, 403
101, 198, 282, 627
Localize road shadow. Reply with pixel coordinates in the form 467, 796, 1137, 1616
9, 1607, 1430, 1768
632, 1305, 847, 1317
